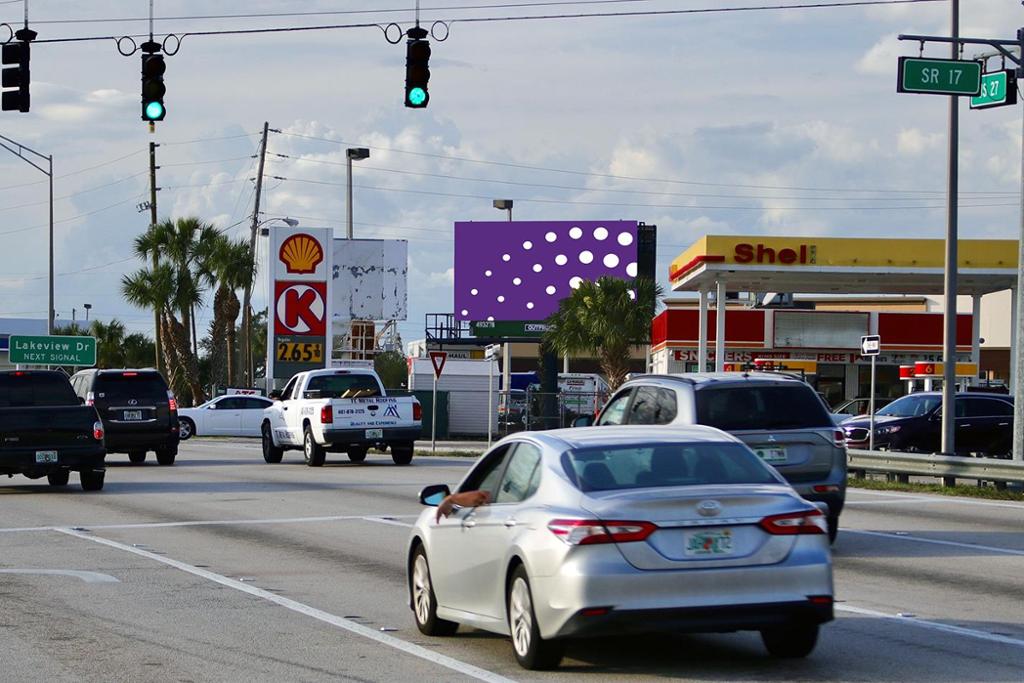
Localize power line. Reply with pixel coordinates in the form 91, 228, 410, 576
23, 1, 944, 45
274, 131, 1011, 197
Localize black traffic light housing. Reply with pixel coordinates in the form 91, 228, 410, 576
405, 26, 430, 108
2, 28, 37, 113
140, 41, 166, 122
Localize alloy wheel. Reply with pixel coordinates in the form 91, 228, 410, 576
413, 555, 432, 626
510, 577, 533, 657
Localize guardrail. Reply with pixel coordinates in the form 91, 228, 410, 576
847, 449, 1024, 484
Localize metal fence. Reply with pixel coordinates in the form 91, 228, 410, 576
848, 449, 1024, 485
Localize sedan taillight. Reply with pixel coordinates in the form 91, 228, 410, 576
320, 405, 333, 424
759, 509, 827, 535
92, 421, 104, 441
548, 519, 657, 545
413, 401, 422, 421
833, 429, 846, 448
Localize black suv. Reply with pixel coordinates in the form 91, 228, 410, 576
842, 391, 1013, 457
70, 369, 180, 465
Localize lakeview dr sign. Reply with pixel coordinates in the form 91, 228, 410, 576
9, 335, 97, 366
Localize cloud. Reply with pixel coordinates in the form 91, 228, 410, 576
897, 128, 942, 156
857, 34, 902, 76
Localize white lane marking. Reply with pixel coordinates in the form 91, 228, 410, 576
55, 527, 516, 683
0, 514, 419, 534
843, 529, 1024, 557
362, 517, 415, 529
838, 604, 1024, 649
0, 569, 119, 584
844, 498, 932, 506
846, 488, 1024, 510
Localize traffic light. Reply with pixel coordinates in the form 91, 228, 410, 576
405, 27, 430, 108
2, 29, 35, 113
141, 52, 166, 122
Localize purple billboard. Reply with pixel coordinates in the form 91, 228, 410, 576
454, 220, 639, 321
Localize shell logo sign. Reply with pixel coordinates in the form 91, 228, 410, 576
279, 233, 325, 275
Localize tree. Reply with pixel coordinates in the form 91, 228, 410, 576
543, 277, 662, 390
198, 234, 254, 388
88, 319, 127, 368
374, 351, 409, 389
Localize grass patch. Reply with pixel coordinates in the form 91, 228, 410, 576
849, 476, 1024, 502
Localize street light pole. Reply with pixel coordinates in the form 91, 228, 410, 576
492, 199, 514, 396
346, 148, 370, 240
940, 0, 959, 462
0, 134, 54, 333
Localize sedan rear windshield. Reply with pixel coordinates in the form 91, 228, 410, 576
305, 374, 381, 399
695, 385, 833, 431
93, 374, 168, 401
0, 373, 79, 407
561, 442, 781, 492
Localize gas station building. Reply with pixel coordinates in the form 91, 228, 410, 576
654, 235, 1017, 405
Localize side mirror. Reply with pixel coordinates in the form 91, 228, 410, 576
419, 484, 451, 507
207, 403, 217, 410
573, 415, 595, 428
269, 390, 282, 400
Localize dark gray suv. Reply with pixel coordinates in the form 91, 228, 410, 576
578, 373, 847, 542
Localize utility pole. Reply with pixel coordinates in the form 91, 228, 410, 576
149, 141, 163, 374
242, 121, 269, 388
940, 0, 959, 464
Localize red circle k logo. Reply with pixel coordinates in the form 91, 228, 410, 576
275, 282, 327, 336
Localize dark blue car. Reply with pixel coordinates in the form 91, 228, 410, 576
842, 391, 1013, 457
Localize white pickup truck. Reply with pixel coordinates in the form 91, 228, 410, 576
261, 368, 422, 466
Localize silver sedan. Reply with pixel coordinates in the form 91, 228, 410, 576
405, 425, 834, 670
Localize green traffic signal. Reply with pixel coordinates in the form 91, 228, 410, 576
144, 100, 165, 121
407, 87, 427, 107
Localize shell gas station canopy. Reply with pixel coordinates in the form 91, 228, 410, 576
669, 235, 1018, 296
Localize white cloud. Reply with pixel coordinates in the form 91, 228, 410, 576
857, 34, 903, 76
897, 128, 942, 156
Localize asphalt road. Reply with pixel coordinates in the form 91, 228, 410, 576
1, 440, 1022, 682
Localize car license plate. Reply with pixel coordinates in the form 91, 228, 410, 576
124, 410, 143, 421
365, 429, 383, 439
754, 446, 787, 464
35, 450, 58, 464
685, 529, 734, 556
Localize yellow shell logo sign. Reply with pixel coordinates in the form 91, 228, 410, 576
279, 233, 324, 274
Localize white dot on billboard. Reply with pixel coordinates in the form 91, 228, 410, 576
628, 290, 636, 300
569, 227, 583, 239
513, 277, 522, 286
626, 262, 638, 277
471, 289, 479, 296
618, 232, 634, 246
545, 232, 557, 242
533, 264, 543, 273
603, 254, 619, 268
594, 227, 608, 241
487, 316, 494, 321
527, 302, 535, 310
461, 309, 469, 316
523, 241, 533, 250
546, 285, 556, 295
485, 270, 492, 277
555, 254, 568, 266
579, 250, 593, 264
570, 276, 583, 289
497, 295, 505, 303
502, 254, 511, 262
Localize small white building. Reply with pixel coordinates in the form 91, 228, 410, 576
408, 357, 499, 436
0, 318, 48, 370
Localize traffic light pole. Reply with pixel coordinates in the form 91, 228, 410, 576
0, 134, 53, 333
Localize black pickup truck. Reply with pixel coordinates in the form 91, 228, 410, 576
0, 370, 107, 491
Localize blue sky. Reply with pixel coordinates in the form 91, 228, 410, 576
0, 0, 1021, 344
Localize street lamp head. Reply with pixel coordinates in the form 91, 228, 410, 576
493, 199, 513, 211
282, 217, 299, 227
347, 148, 371, 161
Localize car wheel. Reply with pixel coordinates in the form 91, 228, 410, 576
179, 418, 195, 440
155, 447, 176, 466
347, 446, 368, 463
827, 515, 839, 544
411, 546, 458, 636
47, 470, 70, 487
391, 443, 414, 466
508, 565, 564, 670
761, 623, 819, 658
128, 450, 147, 464
80, 470, 105, 492
262, 422, 284, 463
303, 427, 326, 467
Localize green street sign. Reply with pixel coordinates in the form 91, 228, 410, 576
897, 57, 982, 96
470, 321, 549, 338
8, 335, 97, 366
970, 70, 1018, 109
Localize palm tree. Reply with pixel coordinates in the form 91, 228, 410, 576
544, 277, 662, 390
198, 235, 254, 387
88, 319, 127, 368
123, 333, 156, 369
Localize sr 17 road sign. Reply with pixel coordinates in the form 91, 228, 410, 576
897, 57, 982, 96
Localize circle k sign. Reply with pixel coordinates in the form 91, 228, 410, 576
274, 281, 327, 336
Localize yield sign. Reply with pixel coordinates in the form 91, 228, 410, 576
429, 351, 448, 379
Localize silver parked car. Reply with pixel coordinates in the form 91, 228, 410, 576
575, 373, 848, 542
406, 426, 834, 670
